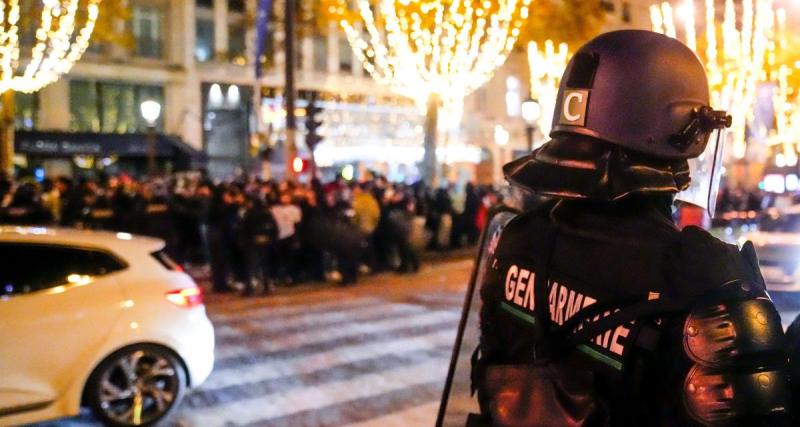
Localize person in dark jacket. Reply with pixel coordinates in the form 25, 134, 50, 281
463, 182, 481, 245
297, 188, 326, 283
207, 185, 238, 293
0, 182, 53, 225
385, 190, 419, 273
239, 197, 279, 296
453, 31, 794, 427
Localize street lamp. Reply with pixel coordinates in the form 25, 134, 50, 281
494, 124, 510, 147
521, 98, 542, 151
140, 100, 162, 176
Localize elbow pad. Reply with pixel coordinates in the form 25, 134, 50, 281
682, 280, 790, 425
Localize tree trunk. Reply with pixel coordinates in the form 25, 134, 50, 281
0, 90, 14, 177
421, 94, 439, 186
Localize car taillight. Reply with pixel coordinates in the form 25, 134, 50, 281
165, 287, 203, 308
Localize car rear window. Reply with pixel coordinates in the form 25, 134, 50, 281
151, 250, 182, 272
0, 243, 127, 297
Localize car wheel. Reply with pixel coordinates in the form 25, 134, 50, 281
86, 344, 186, 426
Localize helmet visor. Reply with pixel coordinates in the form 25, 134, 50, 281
675, 129, 726, 218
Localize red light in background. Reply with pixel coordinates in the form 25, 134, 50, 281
292, 156, 304, 173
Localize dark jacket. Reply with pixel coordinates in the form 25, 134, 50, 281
477, 196, 790, 426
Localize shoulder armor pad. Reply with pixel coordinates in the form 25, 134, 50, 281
684, 365, 790, 425
684, 286, 784, 368
682, 280, 790, 425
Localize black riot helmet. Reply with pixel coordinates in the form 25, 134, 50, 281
505, 30, 732, 201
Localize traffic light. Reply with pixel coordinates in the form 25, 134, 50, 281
305, 93, 324, 151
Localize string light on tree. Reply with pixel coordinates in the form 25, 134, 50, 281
651, 0, 775, 160
0, 0, 101, 175
0, 0, 101, 94
527, 39, 569, 142
771, 63, 800, 167
326, 0, 533, 183
765, 7, 800, 167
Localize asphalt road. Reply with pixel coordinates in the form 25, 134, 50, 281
31, 255, 800, 426
37, 258, 474, 427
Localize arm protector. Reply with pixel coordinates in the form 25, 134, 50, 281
682, 279, 790, 426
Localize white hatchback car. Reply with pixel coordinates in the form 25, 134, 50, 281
0, 226, 214, 426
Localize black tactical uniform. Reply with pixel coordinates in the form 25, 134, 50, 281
468, 31, 792, 426
0, 184, 53, 225
239, 198, 279, 296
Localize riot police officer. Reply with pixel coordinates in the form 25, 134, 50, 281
457, 31, 792, 426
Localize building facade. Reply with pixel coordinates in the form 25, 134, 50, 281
16, 0, 653, 182
19, 0, 420, 180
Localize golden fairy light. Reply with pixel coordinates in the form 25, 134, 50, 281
0, 0, 101, 94
527, 40, 569, 140
651, 0, 775, 159
770, 63, 800, 166
765, 7, 800, 167
332, 0, 532, 125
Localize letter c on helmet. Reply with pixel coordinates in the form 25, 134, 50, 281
564, 92, 584, 122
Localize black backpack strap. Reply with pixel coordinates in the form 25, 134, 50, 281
532, 224, 560, 359
548, 296, 693, 353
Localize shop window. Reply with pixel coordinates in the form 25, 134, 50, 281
229, 22, 246, 64
70, 80, 101, 132
132, 5, 163, 58
622, 2, 631, 23
339, 36, 352, 73
294, 38, 304, 70
69, 80, 164, 133
15, 92, 38, 130
260, 22, 275, 70
86, 40, 107, 56
313, 35, 327, 72
229, 0, 245, 13
196, 18, 215, 62
505, 76, 521, 117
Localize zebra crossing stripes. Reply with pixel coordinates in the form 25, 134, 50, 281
214, 309, 459, 362
210, 297, 383, 324
342, 402, 443, 427
170, 293, 463, 426
177, 359, 448, 426
198, 329, 457, 391
241, 382, 445, 427
213, 302, 428, 341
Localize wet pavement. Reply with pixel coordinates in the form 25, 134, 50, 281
37, 258, 473, 427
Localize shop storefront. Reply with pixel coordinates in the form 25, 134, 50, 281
202, 83, 254, 180
259, 88, 483, 183
15, 130, 205, 179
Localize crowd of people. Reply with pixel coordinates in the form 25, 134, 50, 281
0, 173, 502, 295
